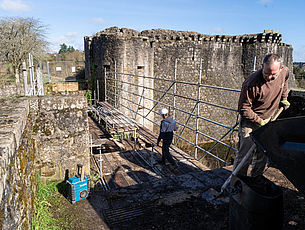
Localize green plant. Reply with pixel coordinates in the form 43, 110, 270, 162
84, 90, 92, 105
0, 74, 16, 85
32, 178, 59, 230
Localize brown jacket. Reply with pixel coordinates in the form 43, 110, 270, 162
238, 66, 289, 124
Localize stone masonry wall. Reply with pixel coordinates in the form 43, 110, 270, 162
85, 27, 155, 129
0, 95, 90, 229
147, 29, 294, 140
30, 95, 90, 181
84, 27, 294, 143
0, 84, 24, 98
0, 98, 34, 230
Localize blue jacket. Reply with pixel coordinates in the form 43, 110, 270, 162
157, 117, 178, 143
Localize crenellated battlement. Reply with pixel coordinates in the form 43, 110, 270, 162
90, 26, 290, 46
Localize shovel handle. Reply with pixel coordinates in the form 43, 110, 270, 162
220, 107, 284, 194
271, 107, 284, 122
220, 144, 256, 193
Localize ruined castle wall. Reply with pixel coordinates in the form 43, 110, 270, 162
143, 30, 294, 140
85, 27, 294, 143
0, 95, 90, 229
85, 27, 155, 129
147, 35, 244, 139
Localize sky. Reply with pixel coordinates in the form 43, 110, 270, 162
0, 0, 305, 61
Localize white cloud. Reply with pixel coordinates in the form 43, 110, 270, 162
258, 0, 273, 5
91, 17, 107, 26
64, 32, 78, 38
210, 27, 224, 33
0, 0, 30, 12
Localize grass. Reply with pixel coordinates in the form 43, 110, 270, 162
32, 178, 60, 230
42, 75, 51, 84
0, 74, 16, 85
32, 177, 93, 230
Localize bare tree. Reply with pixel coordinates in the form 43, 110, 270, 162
0, 17, 48, 82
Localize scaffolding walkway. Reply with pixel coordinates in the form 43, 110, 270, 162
90, 101, 137, 140
88, 102, 210, 191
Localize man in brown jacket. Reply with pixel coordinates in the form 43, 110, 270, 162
234, 54, 290, 177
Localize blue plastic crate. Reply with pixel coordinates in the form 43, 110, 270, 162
67, 175, 89, 204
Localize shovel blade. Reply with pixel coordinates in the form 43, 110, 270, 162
202, 188, 229, 205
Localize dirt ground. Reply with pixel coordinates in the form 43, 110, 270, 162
50, 166, 305, 230
115, 168, 305, 230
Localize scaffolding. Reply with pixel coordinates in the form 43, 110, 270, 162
98, 58, 241, 166
22, 53, 44, 96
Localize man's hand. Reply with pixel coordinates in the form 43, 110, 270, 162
280, 100, 290, 110
259, 120, 266, 126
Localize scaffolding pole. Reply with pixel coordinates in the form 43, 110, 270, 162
195, 58, 202, 159
114, 60, 117, 108
22, 62, 28, 96
132, 61, 135, 118
102, 58, 241, 165
173, 59, 177, 119
107, 83, 237, 131
47, 61, 51, 82
104, 68, 107, 102
142, 73, 145, 126
108, 75, 237, 112
97, 80, 100, 103
106, 91, 231, 165
111, 71, 240, 92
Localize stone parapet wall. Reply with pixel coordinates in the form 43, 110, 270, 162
0, 95, 90, 229
30, 95, 90, 180
0, 98, 34, 229
0, 84, 24, 98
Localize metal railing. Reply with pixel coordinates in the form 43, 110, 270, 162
99, 58, 241, 166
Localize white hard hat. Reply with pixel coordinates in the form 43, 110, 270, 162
160, 108, 168, 115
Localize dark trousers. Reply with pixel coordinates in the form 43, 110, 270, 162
162, 139, 175, 165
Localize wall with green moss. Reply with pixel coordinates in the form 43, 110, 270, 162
0, 95, 90, 229
0, 98, 34, 229
29, 95, 90, 181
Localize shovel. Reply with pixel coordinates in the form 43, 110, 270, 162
202, 107, 284, 204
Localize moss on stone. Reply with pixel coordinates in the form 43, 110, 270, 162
44, 129, 52, 136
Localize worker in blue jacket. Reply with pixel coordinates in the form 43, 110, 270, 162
157, 108, 178, 168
